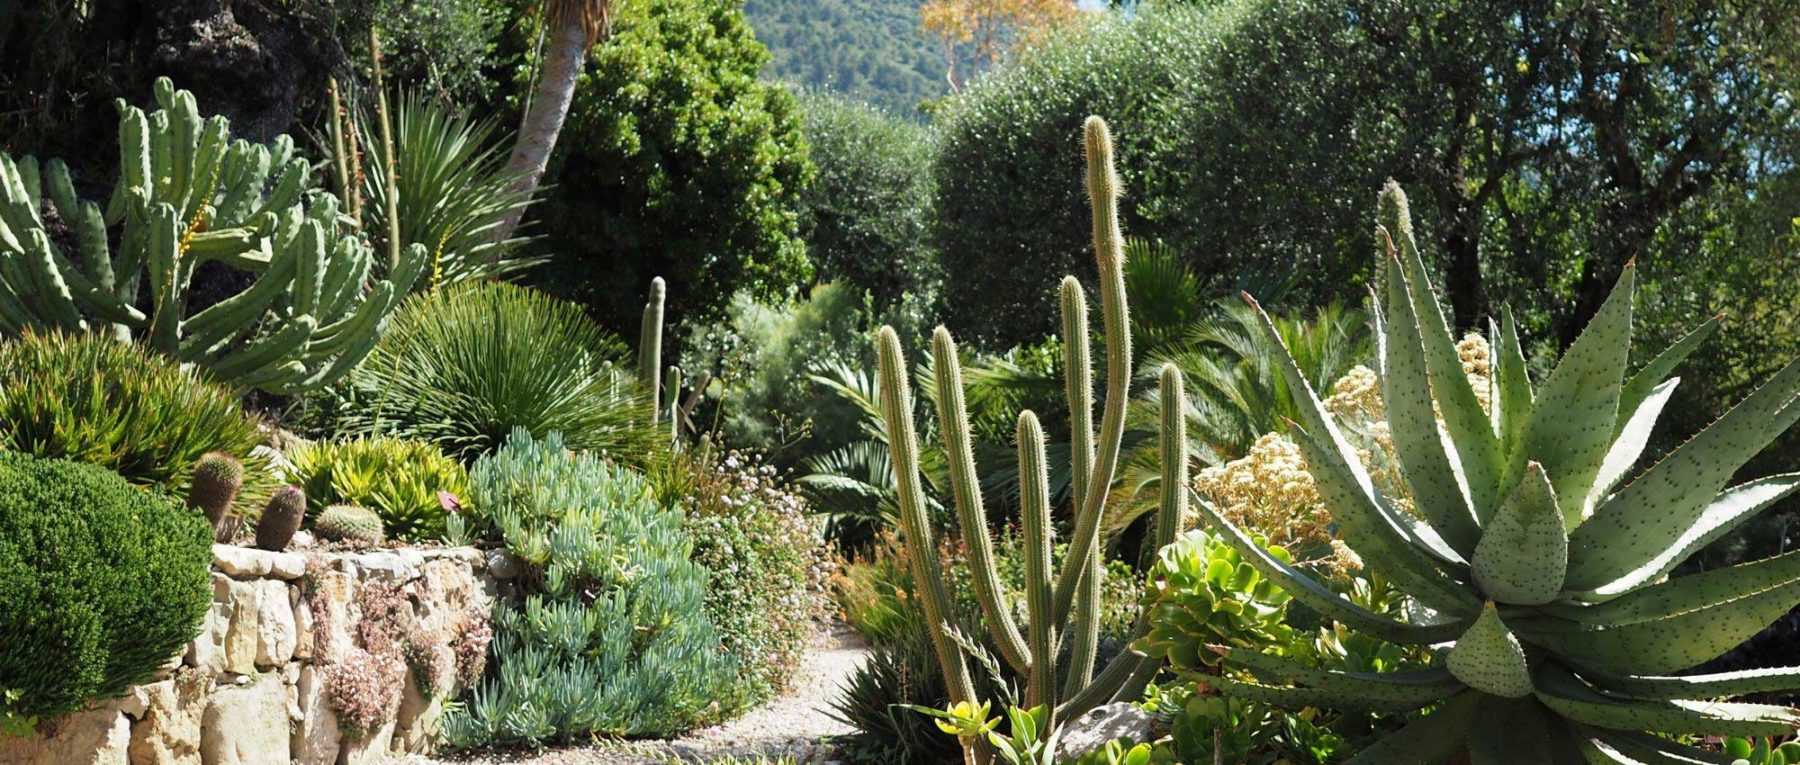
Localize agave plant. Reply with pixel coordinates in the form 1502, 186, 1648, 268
1195, 181, 1800, 762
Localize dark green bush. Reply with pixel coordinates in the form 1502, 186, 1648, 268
0, 330, 274, 510
0, 452, 212, 722
796, 92, 940, 309
652, 447, 830, 707
332, 281, 659, 462
441, 429, 736, 747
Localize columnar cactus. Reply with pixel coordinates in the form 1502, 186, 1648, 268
1196, 181, 1800, 762
0, 78, 427, 393
255, 485, 307, 551
189, 452, 244, 542
640, 276, 666, 424
874, 116, 1186, 763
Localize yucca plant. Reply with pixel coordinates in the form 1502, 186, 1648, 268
1194, 181, 1800, 763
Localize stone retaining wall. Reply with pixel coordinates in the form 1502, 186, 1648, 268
2, 544, 500, 765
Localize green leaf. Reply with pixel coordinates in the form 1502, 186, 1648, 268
1578, 729, 1740, 764
1209, 673, 1448, 714
1216, 646, 1464, 708
1194, 495, 1469, 645
1473, 462, 1568, 605
1535, 664, 1800, 738
1468, 696, 1584, 765
1582, 666, 1800, 700
1519, 549, 1800, 674
1566, 358, 1800, 595
1342, 690, 1483, 765
1617, 316, 1718, 439
1448, 603, 1534, 698
1521, 263, 1635, 528
1585, 378, 1680, 518
1491, 309, 1535, 486
1381, 248, 1481, 554
1569, 473, 1800, 602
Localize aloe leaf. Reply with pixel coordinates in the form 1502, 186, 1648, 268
1617, 316, 1719, 438
1535, 664, 1800, 737
1491, 310, 1535, 467
1582, 666, 1800, 700
1244, 294, 1480, 615
1473, 462, 1568, 604
1585, 378, 1680, 518
1570, 474, 1800, 600
1381, 247, 1480, 554
1195, 496, 1467, 645
1209, 674, 1448, 714
1448, 603, 1534, 697
1468, 696, 1582, 765
1566, 357, 1800, 594
1519, 549, 1800, 674
1522, 264, 1635, 528
1578, 730, 1739, 764
1215, 646, 1464, 707
1341, 688, 1482, 765
1393, 220, 1504, 513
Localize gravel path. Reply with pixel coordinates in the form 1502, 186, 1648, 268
401, 626, 869, 764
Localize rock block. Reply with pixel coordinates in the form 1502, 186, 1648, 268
199, 674, 288, 765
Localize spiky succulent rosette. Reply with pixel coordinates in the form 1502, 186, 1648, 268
1201, 182, 1800, 764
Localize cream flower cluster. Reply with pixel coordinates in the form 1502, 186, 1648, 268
1195, 433, 1358, 573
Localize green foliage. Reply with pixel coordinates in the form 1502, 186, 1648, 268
1724, 737, 1800, 765
288, 437, 468, 542
795, 92, 940, 309
1135, 530, 1296, 674
442, 429, 737, 747
353, 88, 542, 287
744, 0, 950, 117
314, 504, 385, 546
364, 0, 511, 106
0, 452, 212, 722
0, 78, 426, 393
333, 281, 659, 462
649, 446, 830, 707
0, 330, 274, 511
1195, 185, 1800, 757
533, 0, 812, 333
830, 607, 1008, 765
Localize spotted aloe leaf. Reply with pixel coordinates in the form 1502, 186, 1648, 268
1341, 690, 1482, 765
1207, 674, 1447, 715
1616, 315, 1719, 439
1565, 358, 1800, 595
1517, 548, 1800, 674
1214, 645, 1464, 709
1584, 377, 1680, 518
1490, 309, 1534, 487
1569, 473, 1800, 602
1447, 603, 1533, 698
1380, 244, 1480, 554
1582, 666, 1800, 700
1578, 729, 1742, 764
1472, 462, 1567, 605
1534, 664, 1800, 738
1194, 496, 1468, 645
1520, 263, 1635, 529
1467, 696, 1583, 765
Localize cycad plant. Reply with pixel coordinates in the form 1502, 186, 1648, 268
876, 116, 1187, 763
1194, 181, 1800, 762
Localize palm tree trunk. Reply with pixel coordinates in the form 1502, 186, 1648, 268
493, 2, 595, 242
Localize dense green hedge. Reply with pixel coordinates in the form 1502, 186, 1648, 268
0, 452, 213, 722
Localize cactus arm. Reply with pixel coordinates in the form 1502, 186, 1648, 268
307, 282, 394, 354
44, 159, 79, 219
118, 106, 153, 203
235, 360, 311, 391
167, 89, 198, 215
292, 220, 324, 315
14, 155, 40, 206
327, 79, 352, 212
214, 142, 265, 225
1053, 116, 1135, 624
207, 314, 318, 380
22, 230, 86, 330
145, 204, 186, 352
1059, 276, 1103, 697
183, 118, 229, 224
248, 159, 307, 222
932, 327, 1034, 675
664, 366, 684, 442
370, 28, 402, 273
640, 276, 666, 416
1017, 411, 1058, 716
876, 326, 987, 765
177, 242, 295, 360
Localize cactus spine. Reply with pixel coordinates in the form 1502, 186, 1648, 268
874, 116, 1183, 760
315, 504, 385, 546
256, 485, 307, 551
0, 78, 427, 393
190, 452, 245, 542
640, 276, 666, 424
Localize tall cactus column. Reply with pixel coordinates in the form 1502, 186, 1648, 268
640, 276, 666, 425
873, 116, 1187, 760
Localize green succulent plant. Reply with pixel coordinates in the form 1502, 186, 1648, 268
1135, 529, 1296, 674
314, 504, 385, 546
288, 436, 468, 542
1195, 181, 1800, 763
0, 78, 426, 393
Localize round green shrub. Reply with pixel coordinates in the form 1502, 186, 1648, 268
0, 452, 212, 722
0, 329, 273, 507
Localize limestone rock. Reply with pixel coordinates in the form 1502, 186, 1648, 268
336, 714, 396, 765
267, 552, 307, 580
484, 549, 521, 580
413, 559, 485, 637
254, 580, 297, 667
199, 673, 288, 765
211, 545, 272, 578
222, 581, 260, 675
0, 701, 130, 765
304, 570, 357, 665
126, 673, 210, 765
393, 667, 442, 755
291, 666, 340, 765
1057, 702, 1157, 761
351, 551, 417, 584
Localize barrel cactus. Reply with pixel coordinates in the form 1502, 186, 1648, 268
0, 78, 426, 393
1198, 181, 1800, 762
255, 486, 307, 551
315, 504, 385, 546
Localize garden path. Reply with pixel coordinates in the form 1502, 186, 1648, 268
403, 624, 869, 764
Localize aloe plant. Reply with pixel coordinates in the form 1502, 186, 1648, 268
876, 116, 1186, 764
1196, 180, 1800, 762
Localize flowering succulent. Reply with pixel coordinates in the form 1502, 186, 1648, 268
1199, 181, 1800, 762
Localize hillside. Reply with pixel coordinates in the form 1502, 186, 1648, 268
743, 0, 950, 118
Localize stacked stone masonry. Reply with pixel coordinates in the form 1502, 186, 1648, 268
1, 545, 502, 765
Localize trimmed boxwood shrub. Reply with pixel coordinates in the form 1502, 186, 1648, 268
0, 452, 213, 722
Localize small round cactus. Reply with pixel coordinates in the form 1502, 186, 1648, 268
255, 486, 306, 551
315, 504, 385, 546
189, 452, 244, 542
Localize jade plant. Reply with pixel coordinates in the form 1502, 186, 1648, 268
0, 78, 426, 393
875, 116, 1186, 763
1194, 181, 1800, 762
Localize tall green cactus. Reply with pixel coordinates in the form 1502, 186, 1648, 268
640, 276, 667, 425
874, 116, 1186, 762
0, 78, 426, 393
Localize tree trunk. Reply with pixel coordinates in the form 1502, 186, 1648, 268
493, 3, 594, 242
1442, 221, 1488, 333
